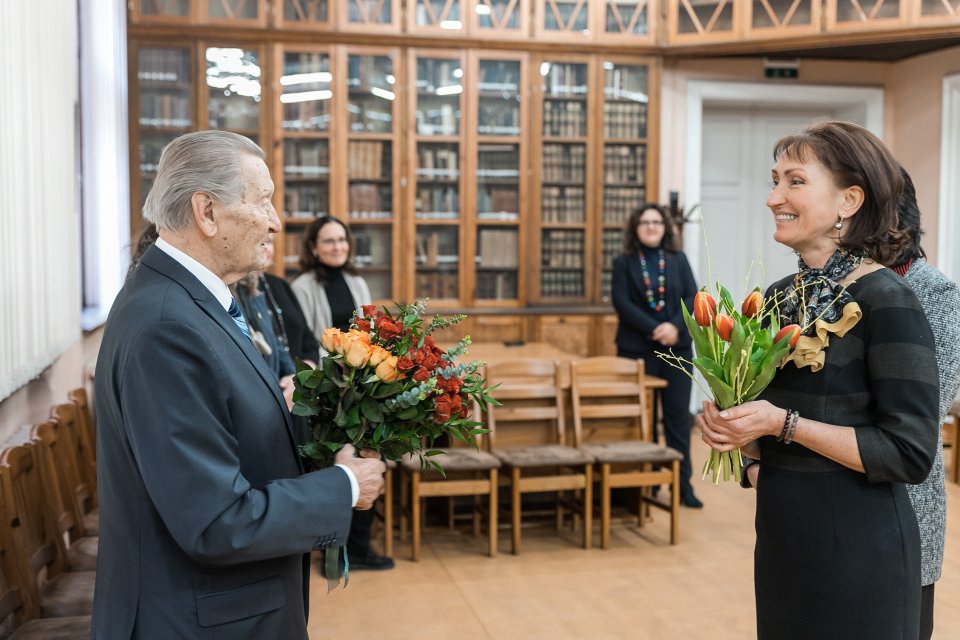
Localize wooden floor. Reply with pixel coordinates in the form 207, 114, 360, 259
309, 436, 960, 640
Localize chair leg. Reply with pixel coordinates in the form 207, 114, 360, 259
383, 466, 393, 558
473, 491, 481, 538
399, 471, 409, 542
952, 421, 960, 484
488, 468, 498, 557
601, 464, 611, 550
411, 472, 421, 562
670, 459, 680, 545
582, 464, 592, 550
511, 467, 522, 555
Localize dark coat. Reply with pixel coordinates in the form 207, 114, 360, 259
93, 245, 352, 639
612, 250, 698, 356
263, 272, 320, 364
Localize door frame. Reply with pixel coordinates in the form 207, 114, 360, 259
682, 80, 884, 280
938, 73, 960, 281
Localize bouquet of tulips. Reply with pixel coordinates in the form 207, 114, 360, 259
660, 285, 800, 483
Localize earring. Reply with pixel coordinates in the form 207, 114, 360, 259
835, 213, 844, 230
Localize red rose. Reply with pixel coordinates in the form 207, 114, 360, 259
361, 304, 377, 318
449, 394, 462, 414
377, 318, 402, 340
355, 318, 371, 331
434, 398, 452, 422
421, 351, 441, 371
413, 368, 431, 382
423, 336, 436, 349
396, 356, 415, 373
459, 400, 471, 420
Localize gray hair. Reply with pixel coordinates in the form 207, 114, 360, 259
143, 130, 265, 231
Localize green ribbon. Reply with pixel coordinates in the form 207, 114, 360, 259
324, 546, 350, 593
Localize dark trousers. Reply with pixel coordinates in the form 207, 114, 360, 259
618, 346, 695, 496
347, 504, 375, 557
919, 583, 934, 640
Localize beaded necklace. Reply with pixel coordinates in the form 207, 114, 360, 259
639, 248, 666, 311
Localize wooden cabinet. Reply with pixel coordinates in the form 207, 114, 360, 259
537, 316, 592, 357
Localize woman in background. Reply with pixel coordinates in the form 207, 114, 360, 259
291, 215, 392, 572
612, 203, 701, 508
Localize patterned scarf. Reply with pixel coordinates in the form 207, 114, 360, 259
780, 248, 864, 336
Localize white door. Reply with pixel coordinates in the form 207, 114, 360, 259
697, 107, 846, 301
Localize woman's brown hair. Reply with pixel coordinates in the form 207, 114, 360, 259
298, 216, 359, 285
622, 203, 680, 255
772, 120, 906, 265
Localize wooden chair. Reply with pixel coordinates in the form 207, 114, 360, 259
0, 444, 95, 619
67, 387, 96, 475
399, 403, 501, 561
0, 500, 91, 639
48, 404, 98, 536
571, 357, 682, 547
487, 359, 594, 554
30, 422, 98, 571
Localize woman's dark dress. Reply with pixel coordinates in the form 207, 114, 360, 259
756, 270, 939, 639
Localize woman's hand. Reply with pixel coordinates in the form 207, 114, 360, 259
696, 399, 782, 451
652, 322, 679, 346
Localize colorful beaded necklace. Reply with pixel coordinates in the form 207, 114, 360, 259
639, 248, 666, 311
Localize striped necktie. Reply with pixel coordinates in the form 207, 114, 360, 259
227, 298, 250, 339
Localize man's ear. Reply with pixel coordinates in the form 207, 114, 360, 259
841, 185, 865, 218
191, 192, 217, 237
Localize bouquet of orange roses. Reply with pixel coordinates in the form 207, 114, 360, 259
292, 300, 496, 476
660, 285, 800, 483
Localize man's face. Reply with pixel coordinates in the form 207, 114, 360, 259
213, 154, 280, 280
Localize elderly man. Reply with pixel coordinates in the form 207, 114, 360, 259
94, 130, 385, 639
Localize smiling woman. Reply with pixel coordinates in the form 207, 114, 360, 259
698, 121, 939, 640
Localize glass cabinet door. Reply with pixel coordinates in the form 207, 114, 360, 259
346, 50, 398, 300
409, 0, 465, 33
412, 53, 464, 303
536, 0, 593, 40
600, 61, 648, 301
136, 0, 192, 19
135, 46, 193, 210
277, 0, 332, 28
474, 56, 524, 303
473, 0, 528, 36
205, 46, 262, 141
602, 0, 652, 37
538, 60, 588, 300
278, 48, 333, 277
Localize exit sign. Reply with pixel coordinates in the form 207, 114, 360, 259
764, 59, 799, 79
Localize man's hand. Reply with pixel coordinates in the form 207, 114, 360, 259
334, 444, 386, 510
279, 374, 295, 412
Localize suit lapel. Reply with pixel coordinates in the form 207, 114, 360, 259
140, 247, 300, 465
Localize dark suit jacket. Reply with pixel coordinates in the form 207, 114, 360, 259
612, 250, 698, 356
93, 245, 352, 639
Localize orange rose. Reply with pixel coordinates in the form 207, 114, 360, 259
367, 345, 390, 367
340, 333, 371, 368
375, 355, 402, 382
320, 328, 342, 354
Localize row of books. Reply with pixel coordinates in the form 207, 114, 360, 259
284, 185, 328, 218
541, 270, 585, 298
207, 98, 258, 131
283, 53, 329, 86
544, 64, 588, 97
416, 186, 459, 215
348, 100, 393, 134
477, 272, 518, 300
477, 187, 519, 216
418, 145, 459, 172
479, 60, 520, 91
347, 54, 392, 90
478, 145, 518, 173
541, 230, 585, 268
285, 139, 329, 169
604, 102, 648, 139
138, 48, 190, 83
282, 102, 331, 133
478, 228, 519, 268
416, 230, 459, 267
416, 59, 462, 90
416, 103, 460, 136
478, 102, 520, 133
603, 187, 647, 225
602, 230, 622, 268
348, 140, 390, 179
416, 272, 459, 300
352, 229, 392, 265
541, 185, 585, 223
139, 94, 191, 128
542, 144, 586, 183
348, 183, 390, 214
543, 100, 586, 137
604, 146, 646, 184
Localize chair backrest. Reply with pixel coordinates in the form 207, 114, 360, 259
49, 403, 97, 514
67, 387, 96, 469
484, 359, 568, 448
0, 444, 69, 616
30, 421, 87, 543
0, 475, 33, 636
570, 356, 650, 445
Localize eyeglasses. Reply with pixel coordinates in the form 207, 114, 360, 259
638, 220, 665, 227
317, 238, 349, 247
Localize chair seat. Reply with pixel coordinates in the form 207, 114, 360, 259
10, 615, 91, 640
40, 570, 95, 618
401, 449, 501, 472
67, 536, 98, 572
492, 444, 594, 468
82, 509, 99, 535
579, 441, 683, 465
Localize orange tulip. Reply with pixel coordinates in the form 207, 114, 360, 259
693, 290, 716, 327
774, 324, 801, 349
715, 313, 735, 342
741, 289, 763, 318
